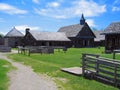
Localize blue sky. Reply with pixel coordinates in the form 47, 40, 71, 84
0, 0, 120, 35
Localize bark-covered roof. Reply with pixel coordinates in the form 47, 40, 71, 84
58, 24, 84, 37
93, 30, 105, 41
29, 31, 70, 41
5, 27, 24, 37
103, 22, 120, 34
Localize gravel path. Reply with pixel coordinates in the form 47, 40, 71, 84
0, 51, 58, 90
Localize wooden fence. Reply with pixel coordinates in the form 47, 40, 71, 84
17, 46, 55, 56
82, 53, 120, 87
0, 45, 11, 52
113, 49, 120, 59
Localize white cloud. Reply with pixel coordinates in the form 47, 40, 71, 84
1, 31, 8, 36
112, 0, 120, 12
73, 0, 106, 17
54, 15, 66, 19
112, 6, 120, 11
47, 2, 60, 8
86, 19, 96, 27
32, 0, 40, 4
0, 18, 5, 22
15, 25, 40, 31
15, 25, 40, 34
113, 0, 120, 5
34, 0, 106, 19
0, 3, 27, 15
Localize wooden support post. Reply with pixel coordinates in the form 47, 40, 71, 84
20, 49, 22, 54
95, 56, 99, 78
96, 60, 99, 74
82, 54, 86, 76
28, 49, 30, 56
18, 48, 19, 54
23, 49, 25, 55
114, 64, 117, 87
113, 51, 115, 59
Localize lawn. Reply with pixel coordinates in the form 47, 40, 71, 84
0, 59, 14, 90
8, 47, 119, 90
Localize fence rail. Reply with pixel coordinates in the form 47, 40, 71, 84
113, 49, 120, 59
17, 46, 67, 56
82, 53, 120, 87
0, 45, 11, 52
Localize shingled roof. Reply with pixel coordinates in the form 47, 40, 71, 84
29, 31, 70, 41
93, 30, 105, 41
58, 24, 84, 37
103, 22, 120, 34
5, 27, 24, 37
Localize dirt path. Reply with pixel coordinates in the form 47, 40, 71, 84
0, 51, 57, 90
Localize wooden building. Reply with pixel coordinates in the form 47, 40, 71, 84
0, 34, 4, 45
4, 27, 24, 47
102, 22, 120, 53
58, 14, 95, 48
23, 28, 70, 47
93, 30, 105, 47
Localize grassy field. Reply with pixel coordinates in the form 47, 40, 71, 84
0, 59, 14, 90
8, 47, 120, 90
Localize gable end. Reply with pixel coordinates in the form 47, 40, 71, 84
77, 23, 96, 38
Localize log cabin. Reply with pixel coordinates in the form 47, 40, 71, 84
102, 22, 120, 53
93, 30, 105, 47
23, 28, 70, 47
0, 34, 4, 45
4, 27, 24, 47
58, 14, 96, 48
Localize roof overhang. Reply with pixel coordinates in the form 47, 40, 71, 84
36, 40, 71, 42
101, 32, 120, 35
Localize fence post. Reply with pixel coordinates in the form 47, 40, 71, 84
113, 51, 115, 59
96, 55, 99, 75
114, 64, 117, 87
82, 53, 86, 76
96, 61, 99, 76
18, 48, 19, 54
28, 49, 30, 56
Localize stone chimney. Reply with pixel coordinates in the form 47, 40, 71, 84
25, 28, 30, 34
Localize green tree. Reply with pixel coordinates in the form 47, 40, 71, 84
0, 33, 4, 38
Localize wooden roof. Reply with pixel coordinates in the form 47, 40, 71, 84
58, 24, 84, 37
58, 14, 95, 38
93, 30, 105, 41
58, 22, 95, 38
103, 22, 120, 34
29, 31, 70, 41
5, 27, 24, 37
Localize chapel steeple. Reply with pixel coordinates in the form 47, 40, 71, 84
80, 14, 85, 25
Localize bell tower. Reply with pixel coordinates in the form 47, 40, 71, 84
80, 14, 85, 25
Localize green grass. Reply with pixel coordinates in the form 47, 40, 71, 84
0, 59, 14, 90
8, 47, 120, 90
